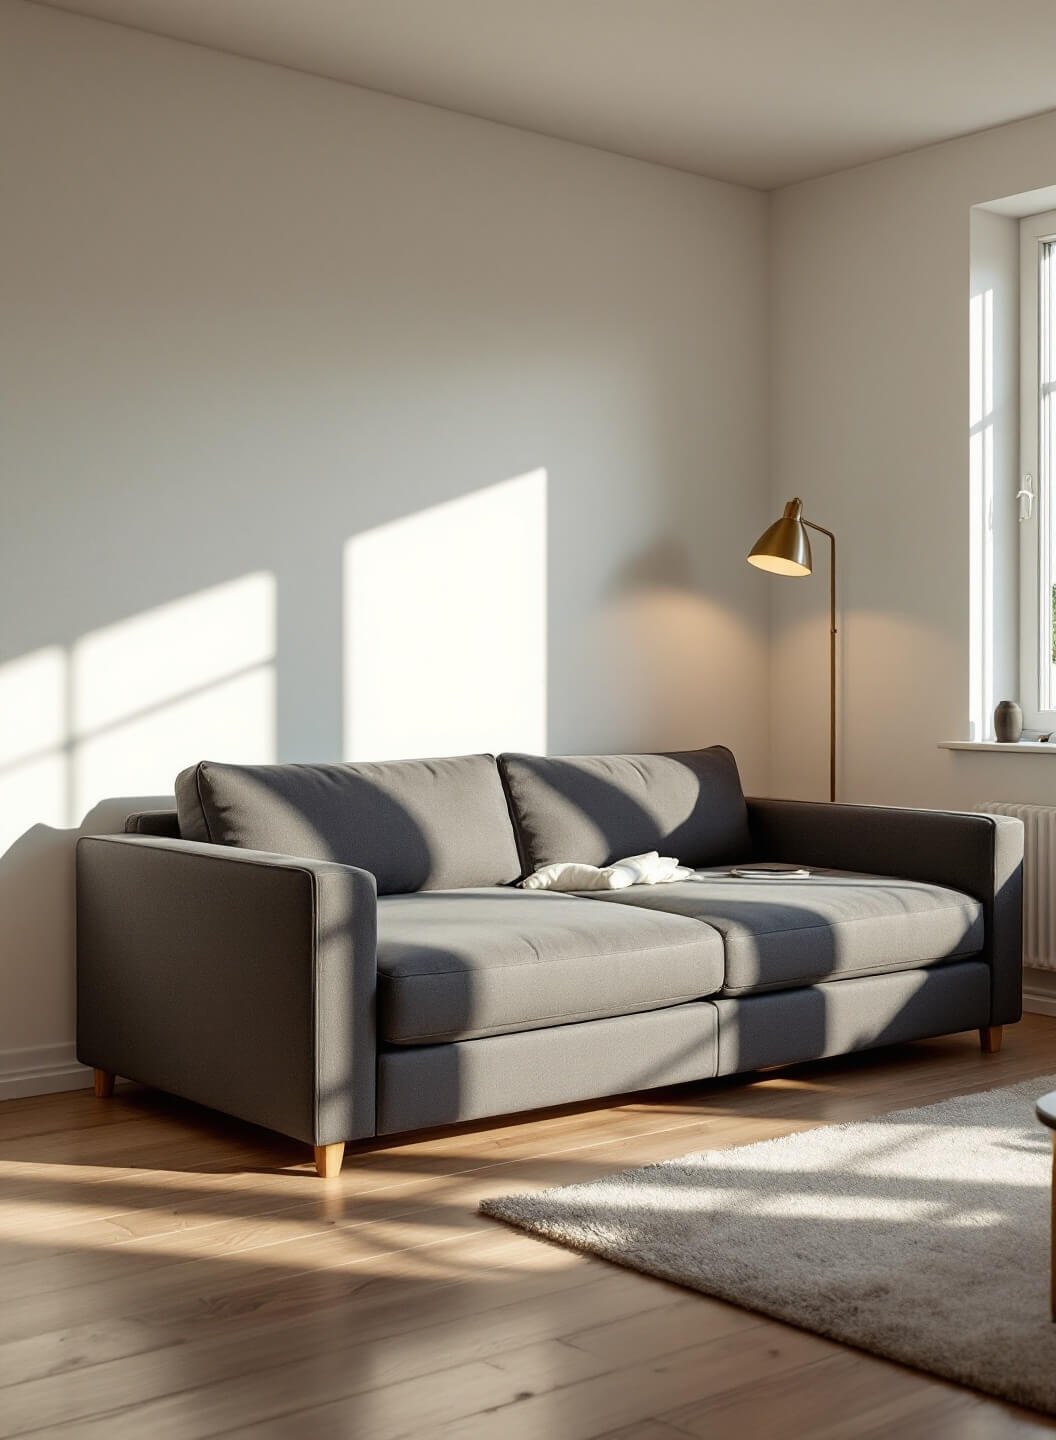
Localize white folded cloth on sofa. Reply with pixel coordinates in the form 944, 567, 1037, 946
521, 851, 693, 891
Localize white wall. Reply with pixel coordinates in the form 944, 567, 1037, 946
771, 110, 1056, 1014
0, 2, 771, 1094
770, 109, 1056, 809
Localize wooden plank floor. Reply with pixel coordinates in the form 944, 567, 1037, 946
1, 1017, 1055, 1439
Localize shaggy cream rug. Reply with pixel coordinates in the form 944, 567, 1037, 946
481, 1073, 1056, 1414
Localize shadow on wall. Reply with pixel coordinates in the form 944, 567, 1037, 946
0, 796, 173, 1093
591, 538, 769, 752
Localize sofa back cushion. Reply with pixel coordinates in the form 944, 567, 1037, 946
499, 746, 751, 872
175, 755, 522, 894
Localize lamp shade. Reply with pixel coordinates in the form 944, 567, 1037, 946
747, 497, 812, 576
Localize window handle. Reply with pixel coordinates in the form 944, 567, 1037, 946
1018, 474, 1035, 522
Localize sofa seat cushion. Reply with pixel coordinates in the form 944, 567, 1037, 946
499, 747, 751, 872
584, 868, 984, 995
175, 754, 521, 894
376, 888, 725, 1044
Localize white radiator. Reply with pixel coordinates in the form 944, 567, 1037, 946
977, 801, 1056, 972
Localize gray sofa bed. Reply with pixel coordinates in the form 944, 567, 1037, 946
76, 746, 1023, 1177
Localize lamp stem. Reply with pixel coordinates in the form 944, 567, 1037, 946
804, 520, 837, 802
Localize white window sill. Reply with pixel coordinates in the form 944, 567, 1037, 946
939, 740, 1056, 754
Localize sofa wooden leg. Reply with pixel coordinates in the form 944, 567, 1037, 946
93, 1069, 115, 1098
980, 1026, 1003, 1054
314, 1143, 344, 1179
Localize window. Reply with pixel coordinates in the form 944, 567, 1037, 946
1020, 210, 1056, 728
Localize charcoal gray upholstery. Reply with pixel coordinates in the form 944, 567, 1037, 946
585, 868, 983, 994
175, 754, 521, 894
499, 746, 751, 871
76, 834, 377, 1146
375, 887, 724, 1044
745, 798, 1023, 1026
713, 961, 991, 1074
124, 809, 180, 838
75, 751, 1024, 1158
376, 1002, 718, 1134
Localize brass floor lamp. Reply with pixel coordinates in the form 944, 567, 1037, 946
747, 497, 837, 802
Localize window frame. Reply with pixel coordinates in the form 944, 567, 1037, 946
1019, 209, 1056, 729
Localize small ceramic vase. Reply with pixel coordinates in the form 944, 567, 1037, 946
994, 700, 1023, 743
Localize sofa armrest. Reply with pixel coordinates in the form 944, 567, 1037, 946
76, 834, 378, 1146
745, 798, 1024, 1026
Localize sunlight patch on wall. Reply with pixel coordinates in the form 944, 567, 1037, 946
71, 574, 276, 816
0, 574, 276, 854
343, 471, 547, 759
72, 575, 275, 734
74, 669, 274, 820
0, 648, 68, 854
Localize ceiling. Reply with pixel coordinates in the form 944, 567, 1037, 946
33, 0, 1056, 189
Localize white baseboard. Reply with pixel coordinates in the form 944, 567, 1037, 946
1023, 966, 1056, 1017
0, 1042, 92, 1101
1024, 988, 1056, 1017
